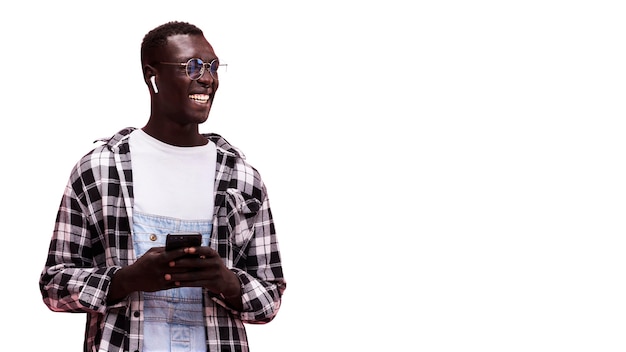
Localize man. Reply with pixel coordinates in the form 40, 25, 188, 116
39, 21, 286, 352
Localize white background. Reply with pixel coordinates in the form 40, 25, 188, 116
1, 1, 625, 351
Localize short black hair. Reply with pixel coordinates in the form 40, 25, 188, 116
141, 21, 204, 65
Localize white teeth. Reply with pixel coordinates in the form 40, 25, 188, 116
189, 94, 210, 103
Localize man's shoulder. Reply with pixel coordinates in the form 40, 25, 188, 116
93, 127, 137, 150
206, 133, 266, 191
71, 128, 136, 174
205, 132, 245, 159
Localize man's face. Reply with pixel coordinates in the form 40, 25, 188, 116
153, 34, 220, 125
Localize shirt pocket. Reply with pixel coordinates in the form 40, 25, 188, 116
225, 188, 261, 248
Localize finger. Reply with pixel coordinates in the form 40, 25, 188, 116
173, 279, 210, 288
163, 248, 189, 262
170, 270, 213, 283
193, 246, 219, 259
170, 256, 210, 270
184, 246, 202, 255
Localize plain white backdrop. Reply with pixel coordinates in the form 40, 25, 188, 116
1, 1, 625, 351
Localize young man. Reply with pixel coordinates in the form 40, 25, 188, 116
39, 21, 286, 352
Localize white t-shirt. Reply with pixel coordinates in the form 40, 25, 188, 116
128, 129, 216, 220
129, 129, 217, 351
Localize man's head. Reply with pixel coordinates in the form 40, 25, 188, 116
141, 21, 221, 128
141, 21, 204, 66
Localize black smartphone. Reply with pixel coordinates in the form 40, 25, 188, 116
165, 232, 202, 251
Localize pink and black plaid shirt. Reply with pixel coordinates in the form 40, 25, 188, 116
40, 127, 286, 352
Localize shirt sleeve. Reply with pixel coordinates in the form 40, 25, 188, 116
239, 196, 286, 323
218, 184, 287, 323
39, 162, 121, 315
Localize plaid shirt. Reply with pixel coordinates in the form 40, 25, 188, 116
40, 128, 286, 352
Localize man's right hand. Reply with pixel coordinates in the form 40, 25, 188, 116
107, 246, 189, 303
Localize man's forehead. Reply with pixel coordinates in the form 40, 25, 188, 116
160, 34, 215, 59
164, 34, 210, 49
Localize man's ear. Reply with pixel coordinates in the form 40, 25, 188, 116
143, 65, 158, 93
143, 65, 156, 85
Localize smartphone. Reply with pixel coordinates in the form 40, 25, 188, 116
165, 232, 202, 251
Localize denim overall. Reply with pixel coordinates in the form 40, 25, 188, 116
133, 211, 212, 351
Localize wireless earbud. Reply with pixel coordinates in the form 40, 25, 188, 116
150, 76, 158, 93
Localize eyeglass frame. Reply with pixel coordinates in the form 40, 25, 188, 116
157, 58, 228, 80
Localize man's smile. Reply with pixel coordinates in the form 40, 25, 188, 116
189, 94, 210, 103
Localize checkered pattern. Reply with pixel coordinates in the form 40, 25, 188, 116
39, 128, 286, 352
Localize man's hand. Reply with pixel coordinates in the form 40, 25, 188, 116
107, 246, 243, 310
107, 246, 190, 303
169, 246, 243, 310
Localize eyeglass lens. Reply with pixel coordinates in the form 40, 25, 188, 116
187, 58, 219, 80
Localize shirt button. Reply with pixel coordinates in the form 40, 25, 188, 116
150, 234, 157, 241
133, 311, 140, 318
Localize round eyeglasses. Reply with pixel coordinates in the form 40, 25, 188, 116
158, 58, 227, 80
